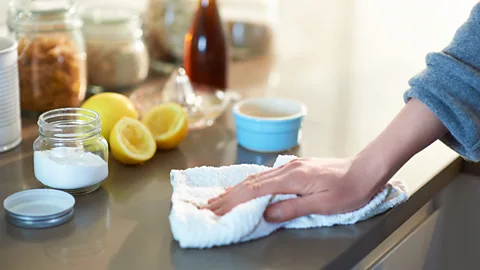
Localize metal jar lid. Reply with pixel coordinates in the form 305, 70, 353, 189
3, 189, 75, 229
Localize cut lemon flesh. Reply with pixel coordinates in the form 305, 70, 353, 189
141, 103, 189, 150
81, 92, 139, 142
109, 117, 156, 165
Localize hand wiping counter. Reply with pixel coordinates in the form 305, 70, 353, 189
169, 155, 408, 249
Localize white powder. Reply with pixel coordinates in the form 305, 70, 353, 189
34, 147, 109, 190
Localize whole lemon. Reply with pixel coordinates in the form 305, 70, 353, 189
81, 92, 139, 141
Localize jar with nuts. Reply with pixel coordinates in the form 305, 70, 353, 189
8, 0, 87, 113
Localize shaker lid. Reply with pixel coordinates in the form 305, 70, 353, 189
3, 189, 75, 229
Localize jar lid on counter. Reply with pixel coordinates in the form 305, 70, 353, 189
3, 189, 75, 229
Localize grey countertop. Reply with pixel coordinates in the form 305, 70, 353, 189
1, 0, 478, 269
0, 120, 464, 270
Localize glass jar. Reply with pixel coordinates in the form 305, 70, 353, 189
144, 0, 197, 74
221, 0, 278, 61
144, 0, 278, 73
33, 108, 109, 195
82, 7, 149, 91
8, 0, 87, 113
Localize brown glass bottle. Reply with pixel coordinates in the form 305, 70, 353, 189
183, 0, 228, 91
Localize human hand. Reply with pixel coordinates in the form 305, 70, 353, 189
203, 157, 384, 223
204, 98, 449, 222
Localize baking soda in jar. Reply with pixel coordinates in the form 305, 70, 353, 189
34, 147, 108, 190
33, 108, 109, 195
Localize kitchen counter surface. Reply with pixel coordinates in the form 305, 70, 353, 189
0, 0, 477, 269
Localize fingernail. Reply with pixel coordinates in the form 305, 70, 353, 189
265, 208, 282, 222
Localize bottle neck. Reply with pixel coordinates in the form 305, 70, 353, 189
38, 108, 102, 141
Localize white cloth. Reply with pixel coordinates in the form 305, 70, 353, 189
169, 155, 409, 249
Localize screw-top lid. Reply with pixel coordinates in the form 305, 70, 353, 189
3, 189, 75, 229
8, 0, 82, 31
81, 6, 141, 39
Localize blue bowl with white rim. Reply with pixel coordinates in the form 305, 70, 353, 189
232, 97, 307, 153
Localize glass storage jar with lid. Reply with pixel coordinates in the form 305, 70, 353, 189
8, 0, 87, 113
81, 7, 149, 92
33, 108, 109, 195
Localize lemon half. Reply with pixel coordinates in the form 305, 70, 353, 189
141, 103, 189, 150
109, 117, 156, 165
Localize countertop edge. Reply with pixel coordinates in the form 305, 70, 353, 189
325, 156, 464, 270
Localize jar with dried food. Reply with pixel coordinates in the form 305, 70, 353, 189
82, 7, 149, 91
8, 0, 87, 113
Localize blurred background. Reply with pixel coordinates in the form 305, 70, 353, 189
0, 0, 479, 189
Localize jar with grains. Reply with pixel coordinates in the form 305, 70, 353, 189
33, 108, 109, 195
8, 0, 87, 113
82, 7, 149, 91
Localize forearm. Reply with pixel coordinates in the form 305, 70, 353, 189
404, 2, 480, 160
355, 98, 448, 192
354, 2, 480, 193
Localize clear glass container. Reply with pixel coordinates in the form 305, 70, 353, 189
8, 0, 87, 113
144, 0, 278, 73
144, 0, 197, 74
221, 0, 278, 61
82, 7, 149, 91
129, 68, 241, 131
33, 108, 109, 195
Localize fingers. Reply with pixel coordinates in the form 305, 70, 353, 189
204, 158, 309, 216
264, 192, 368, 223
264, 191, 345, 222
206, 177, 281, 215
206, 160, 298, 203
206, 165, 288, 202
206, 170, 301, 215
264, 195, 320, 222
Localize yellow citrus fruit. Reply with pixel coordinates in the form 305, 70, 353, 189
109, 117, 156, 165
141, 103, 189, 150
81, 92, 139, 141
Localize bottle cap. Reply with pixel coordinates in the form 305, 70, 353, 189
3, 189, 75, 229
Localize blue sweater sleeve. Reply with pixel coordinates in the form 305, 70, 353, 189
404, 3, 480, 161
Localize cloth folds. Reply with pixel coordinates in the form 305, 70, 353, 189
169, 155, 408, 249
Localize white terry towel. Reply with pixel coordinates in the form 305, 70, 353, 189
169, 155, 409, 249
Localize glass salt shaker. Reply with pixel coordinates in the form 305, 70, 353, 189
33, 108, 109, 195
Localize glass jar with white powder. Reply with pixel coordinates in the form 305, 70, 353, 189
33, 108, 109, 195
